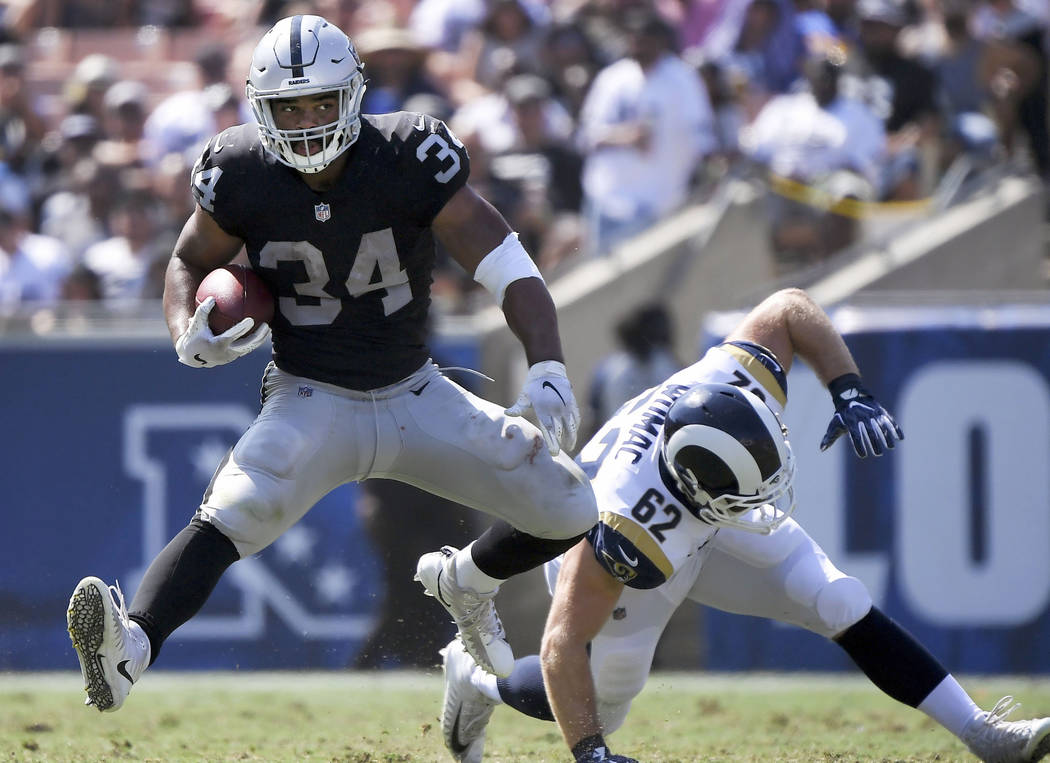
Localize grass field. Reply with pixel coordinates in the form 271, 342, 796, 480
2, 671, 1049, 762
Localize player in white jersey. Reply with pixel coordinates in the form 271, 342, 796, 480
437, 287, 1050, 763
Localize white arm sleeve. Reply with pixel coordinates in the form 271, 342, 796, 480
473, 232, 543, 306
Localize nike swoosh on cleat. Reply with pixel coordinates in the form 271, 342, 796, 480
410, 381, 430, 396
449, 710, 470, 755
541, 380, 566, 405
194, 353, 207, 365
117, 659, 135, 684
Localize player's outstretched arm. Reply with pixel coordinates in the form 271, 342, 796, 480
434, 185, 580, 454
726, 287, 903, 457
164, 206, 267, 368
540, 540, 634, 762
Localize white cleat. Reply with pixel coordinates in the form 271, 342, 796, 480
961, 696, 1050, 762
67, 576, 150, 712
415, 546, 514, 677
440, 637, 497, 763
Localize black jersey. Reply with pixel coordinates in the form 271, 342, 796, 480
189, 112, 470, 390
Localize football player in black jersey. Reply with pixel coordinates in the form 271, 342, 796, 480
66, 15, 598, 714
437, 288, 1050, 763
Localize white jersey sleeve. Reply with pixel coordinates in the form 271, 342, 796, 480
578, 340, 788, 589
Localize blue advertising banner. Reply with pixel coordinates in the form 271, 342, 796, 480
0, 333, 479, 670
701, 305, 1050, 673
4, 306, 1049, 674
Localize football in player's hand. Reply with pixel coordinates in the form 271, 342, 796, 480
195, 264, 275, 335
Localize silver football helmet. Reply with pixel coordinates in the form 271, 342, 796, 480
245, 15, 366, 173
661, 382, 795, 534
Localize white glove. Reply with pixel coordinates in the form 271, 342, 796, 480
505, 360, 580, 456
174, 296, 271, 368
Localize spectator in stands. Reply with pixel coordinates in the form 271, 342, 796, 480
356, 26, 446, 115
689, 54, 747, 174
732, 0, 806, 98
451, 68, 574, 159
844, 0, 939, 200
143, 42, 244, 167
96, 79, 149, 169
567, 0, 655, 64
537, 20, 605, 120
63, 54, 120, 124
490, 73, 585, 273
459, 0, 548, 92
60, 262, 104, 302
587, 301, 680, 437
577, 7, 716, 256
48, 113, 101, 169
0, 193, 72, 309
38, 156, 118, 260
0, 44, 46, 170
149, 152, 197, 250
686, 0, 805, 122
741, 46, 886, 267
205, 83, 245, 134
409, 0, 487, 53
932, 0, 1040, 171
971, 0, 1050, 179
81, 191, 166, 308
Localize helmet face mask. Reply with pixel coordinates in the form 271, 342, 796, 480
245, 15, 366, 174
661, 383, 796, 534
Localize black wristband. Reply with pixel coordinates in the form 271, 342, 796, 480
827, 372, 863, 399
572, 733, 607, 762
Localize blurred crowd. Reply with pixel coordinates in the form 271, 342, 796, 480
0, 0, 1046, 318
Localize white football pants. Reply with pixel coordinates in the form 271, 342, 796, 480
200, 361, 597, 557
544, 517, 873, 734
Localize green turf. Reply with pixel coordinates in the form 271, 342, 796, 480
2, 672, 1048, 761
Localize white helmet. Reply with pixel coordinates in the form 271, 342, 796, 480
245, 15, 366, 173
661, 382, 796, 534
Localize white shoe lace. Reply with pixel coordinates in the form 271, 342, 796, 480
965, 696, 1032, 762
992, 697, 1021, 720
453, 588, 506, 644
108, 581, 131, 646
107, 580, 147, 673
110, 581, 131, 622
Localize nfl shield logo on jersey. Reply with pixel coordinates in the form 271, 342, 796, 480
314, 203, 331, 222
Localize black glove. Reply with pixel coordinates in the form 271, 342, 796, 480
819, 373, 903, 458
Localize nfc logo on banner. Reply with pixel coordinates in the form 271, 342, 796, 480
122, 405, 374, 641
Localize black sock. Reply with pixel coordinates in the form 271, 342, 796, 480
128, 517, 239, 665
496, 654, 555, 721
835, 607, 948, 707
471, 520, 587, 579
